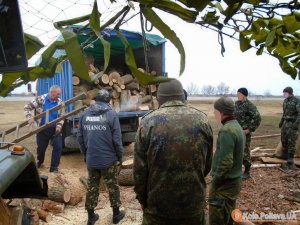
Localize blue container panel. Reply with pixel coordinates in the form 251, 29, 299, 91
37, 61, 73, 112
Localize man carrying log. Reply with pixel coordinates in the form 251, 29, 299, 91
235, 87, 261, 179
24, 85, 63, 173
277, 87, 300, 170
77, 89, 125, 225
134, 79, 213, 225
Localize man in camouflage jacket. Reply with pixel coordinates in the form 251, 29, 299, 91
277, 87, 300, 170
134, 79, 213, 225
235, 88, 261, 179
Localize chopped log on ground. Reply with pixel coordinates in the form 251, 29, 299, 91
79, 176, 88, 189
42, 200, 65, 214
68, 188, 83, 206
260, 157, 300, 166
251, 153, 275, 158
48, 186, 71, 204
119, 169, 134, 186
121, 159, 133, 169
54, 175, 70, 188
37, 208, 49, 222
72, 76, 80, 86
252, 134, 281, 139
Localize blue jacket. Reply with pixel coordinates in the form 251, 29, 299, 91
77, 102, 123, 169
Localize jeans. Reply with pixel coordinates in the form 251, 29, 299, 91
36, 127, 62, 171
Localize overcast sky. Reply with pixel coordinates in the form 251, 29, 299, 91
11, 0, 300, 95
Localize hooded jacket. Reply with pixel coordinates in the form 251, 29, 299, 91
77, 102, 123, 169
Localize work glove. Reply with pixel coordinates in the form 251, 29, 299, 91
28, 117, 35, 126
278, 119, 284, 128
292, 123, 299, 130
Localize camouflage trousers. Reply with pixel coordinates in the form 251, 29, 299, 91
281, 121, 298, 155
243, 133, 251, 167
85, 164, 121, 210
208, 179, 242, 225
142, 211, 205, 225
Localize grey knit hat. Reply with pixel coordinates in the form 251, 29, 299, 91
157, 79, 184, 105
283, 86, 293, 95
214, 97, 235, 115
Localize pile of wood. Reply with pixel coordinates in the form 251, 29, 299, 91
73, 58, 159, 112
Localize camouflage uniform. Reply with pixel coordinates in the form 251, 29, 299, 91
209, 119, 245, 225
235, 99, 261, 167
279, 95, 300, 158
85, 164, 121, 210
134, 100, 213, 225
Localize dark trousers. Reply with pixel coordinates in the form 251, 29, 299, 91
142, 212, 205, 225
36, 127, 62, 171
85, 164, 121, 210
209, 179, 242, 225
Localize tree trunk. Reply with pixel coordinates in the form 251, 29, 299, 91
118, 169, 134, 186
121, 159, 133, 169
48, 186, 71, 204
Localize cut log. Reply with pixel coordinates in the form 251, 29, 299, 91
48, 186, 71, 204
118, 169, 134, 186
100, 85, 112, 91
137, 68, 145, 73
251, 164, 281, 168
30, 210, 39, 225
79, 176, 88, 189
113, 99, 121, 113
120, 84, 125, 90
150, 85, 157, 93
100, 74, 109, 85
125, 82, 139, 90
251, 153, 275, 158
117, 77, 125, 86
37, 208, 49, 222
42, 200, 65, 214
86, 88, 100, 100
152, 97, 159, 110
111, 90, 121, 99
122, 74, 134, 85
109, 80, 114, 87
68, 188, 83, 206
72, 76, 80, 86
82, 99, 95, 106
252, 134, 280, 139
120, 90, 131, 105
109, 71, 121, 81
129, 95, 139, 105
139, 104, 150, 111
260, 157, 300, 166
112, 78, 117, 84
120, 104, 137, 112
113, 84, 122, 93
121, 159, 133, 169
73, 84, 91, 96
140, 95, 152, 104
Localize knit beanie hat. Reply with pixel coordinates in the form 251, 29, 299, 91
157, 79, 184, 105
283, 86, 293, 95
214, 97, 235, 115
237, 87, 248, 97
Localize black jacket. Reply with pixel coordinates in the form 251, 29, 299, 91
77, 102, 123, 169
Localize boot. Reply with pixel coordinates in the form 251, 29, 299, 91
281, 154, 297, 171
275, 150, 288, 160
87, 209, 99, 225
242, 164, 251, 179
112, 207, 125, 224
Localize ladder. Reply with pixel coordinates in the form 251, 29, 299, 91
0, 93, 87, 149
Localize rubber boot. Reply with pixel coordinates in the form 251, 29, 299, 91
275, 150, 288, 160
87, 209, 99, 225
112, 207, 125, 224
281, 153, 296, 171
242, 164, 251, 179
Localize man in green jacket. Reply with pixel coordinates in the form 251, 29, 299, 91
209, 97, 245, 225
235, 88, 261, 179
134, 79, 213, 225
277, 87, 300, 170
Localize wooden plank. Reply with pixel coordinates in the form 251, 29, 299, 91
251, 164, 281, 168
260, 157, 300, 166
0, 106, 87, 149
0, 93, 87, 138
252, 134, 280, 139
10, 206, 23, 225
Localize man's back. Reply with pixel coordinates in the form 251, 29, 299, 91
134, 100, 213, 219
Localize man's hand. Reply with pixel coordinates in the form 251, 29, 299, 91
28, 117, 35, 126
243, 129, 250, 135
55, 125, 62, 135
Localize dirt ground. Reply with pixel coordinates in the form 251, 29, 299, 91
1, 99, 299, 225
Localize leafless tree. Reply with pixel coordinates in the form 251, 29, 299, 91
264, 90, 272, 97
186, 83, 200, 95
201, 85, 216, 95
216, 82, 230, 95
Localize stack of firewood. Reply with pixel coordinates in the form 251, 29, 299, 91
73, 58, 159, 112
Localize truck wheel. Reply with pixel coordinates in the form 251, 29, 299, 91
62, 135, 80, 154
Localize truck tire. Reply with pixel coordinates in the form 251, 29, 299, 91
118, 169, 134, 186
62, 135, 80, 154
122, 132, 136, 146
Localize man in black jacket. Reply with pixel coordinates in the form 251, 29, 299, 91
77, 89, 125, 225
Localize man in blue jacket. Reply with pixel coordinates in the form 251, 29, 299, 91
77, 89, 125, 225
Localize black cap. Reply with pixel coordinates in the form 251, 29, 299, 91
283, 87, 293, 95
237, 87, 248, 97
